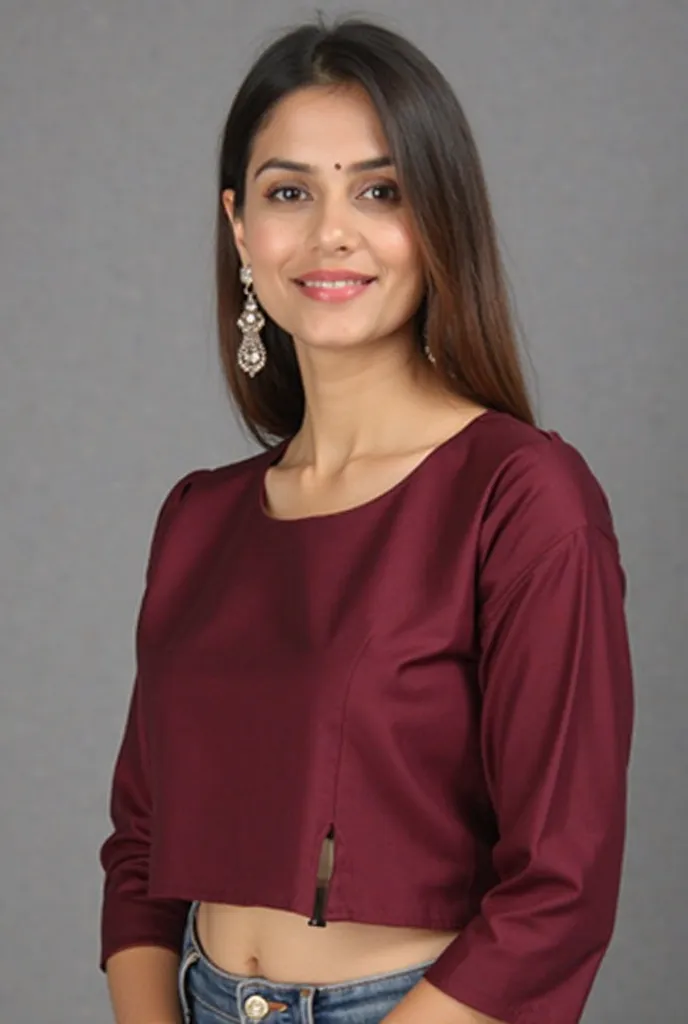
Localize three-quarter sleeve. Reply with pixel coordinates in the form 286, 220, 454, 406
98, 471, 199, 972
423, 521, 634, 1023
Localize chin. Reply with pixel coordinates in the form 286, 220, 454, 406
292, 327, 379, 350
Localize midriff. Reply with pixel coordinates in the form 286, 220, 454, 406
196, 902, 461, 983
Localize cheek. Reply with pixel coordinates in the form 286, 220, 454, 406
373, 221, 422, 272
244, 218, 295, 266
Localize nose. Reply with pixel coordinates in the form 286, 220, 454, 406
308, 194, 358, 253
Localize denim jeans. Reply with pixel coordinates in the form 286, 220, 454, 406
178, 901, 438, 1024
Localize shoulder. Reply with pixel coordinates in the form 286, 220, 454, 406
470, 410, 615, 533
155, 444, 276, 515
461, 411, 620, 600
146, 443, 278, 559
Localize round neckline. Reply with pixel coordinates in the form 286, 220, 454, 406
257, 408, 498, 526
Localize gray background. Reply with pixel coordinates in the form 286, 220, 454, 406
1, 1, 686, 1021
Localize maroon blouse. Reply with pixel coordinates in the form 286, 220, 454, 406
99, 409, 634, 1024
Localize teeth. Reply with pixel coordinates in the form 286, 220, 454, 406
300, 279, 369, 289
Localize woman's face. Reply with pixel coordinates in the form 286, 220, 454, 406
223, 85, 426, 356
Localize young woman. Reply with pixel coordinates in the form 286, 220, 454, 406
98, 16, 634, 1024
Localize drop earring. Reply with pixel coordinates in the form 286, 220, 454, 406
237, 265, 267, 377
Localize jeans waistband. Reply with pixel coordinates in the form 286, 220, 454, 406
178, 900, 438, 1023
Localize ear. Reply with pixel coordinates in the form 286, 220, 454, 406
221, 189, 249, 265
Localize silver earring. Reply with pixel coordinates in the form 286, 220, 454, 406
237, 265, 267, 377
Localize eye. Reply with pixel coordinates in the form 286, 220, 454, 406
360, 182, 401, 203
265, 185, 309, 203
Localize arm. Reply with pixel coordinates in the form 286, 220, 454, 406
105, 947, 183, 1024
99, 473, 201, 1021
99, 671, 190, 1022
383, 523, 634, 1024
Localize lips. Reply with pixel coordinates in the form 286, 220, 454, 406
294, 278, 376, 289
293, 275, 377, 303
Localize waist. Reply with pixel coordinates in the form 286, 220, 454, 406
195, 900, 460, 984
180, 902, 441, 1024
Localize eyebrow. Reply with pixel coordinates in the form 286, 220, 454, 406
253, 156, 394, 180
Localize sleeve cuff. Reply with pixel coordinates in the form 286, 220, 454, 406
100, 894, 191, 972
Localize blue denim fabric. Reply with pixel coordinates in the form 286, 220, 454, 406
178, 901, 438, 1024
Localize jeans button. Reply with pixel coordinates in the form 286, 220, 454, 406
243, 993, 271, 1020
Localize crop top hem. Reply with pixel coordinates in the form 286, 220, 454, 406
99, 885, 479, 974
147, 882, 479, 932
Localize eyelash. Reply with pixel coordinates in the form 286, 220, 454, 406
264, 182, 401, 205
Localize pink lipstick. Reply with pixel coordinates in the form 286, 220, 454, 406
293, 270, 377, 304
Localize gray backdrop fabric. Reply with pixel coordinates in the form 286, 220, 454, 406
1, 2, 686, 1021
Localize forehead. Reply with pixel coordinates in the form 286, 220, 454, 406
249, 85, 389, 166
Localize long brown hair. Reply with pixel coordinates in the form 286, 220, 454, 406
216, 15, 537, 447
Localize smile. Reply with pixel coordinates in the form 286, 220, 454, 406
293, 278, 377, 303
